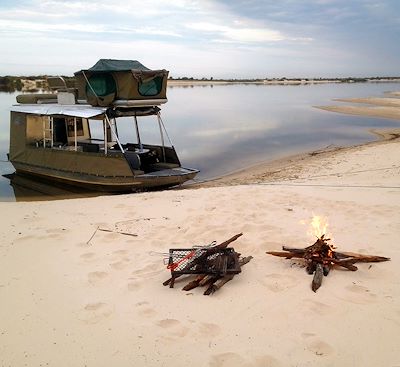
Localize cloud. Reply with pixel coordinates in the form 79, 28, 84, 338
186, 22, 286, 42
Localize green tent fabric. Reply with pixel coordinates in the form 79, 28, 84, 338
85, 59, 150, 72
74, 59, 169, 106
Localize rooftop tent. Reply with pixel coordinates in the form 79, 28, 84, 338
74, 59, 169, 107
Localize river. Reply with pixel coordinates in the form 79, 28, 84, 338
1, 82, 399, 201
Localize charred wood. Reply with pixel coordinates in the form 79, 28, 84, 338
312, 263, 324, 292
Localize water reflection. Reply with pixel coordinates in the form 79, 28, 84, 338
4, 173, 104, 202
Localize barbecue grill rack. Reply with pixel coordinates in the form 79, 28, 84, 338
168, 248, 241, 276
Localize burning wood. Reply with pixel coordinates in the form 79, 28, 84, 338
163, 233, 252, 295
267, 234, 390, 292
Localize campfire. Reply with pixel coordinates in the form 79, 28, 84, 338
163, 233, 252, 295
267, 216, 390, 292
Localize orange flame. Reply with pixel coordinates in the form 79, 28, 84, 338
308, 214, 329, 239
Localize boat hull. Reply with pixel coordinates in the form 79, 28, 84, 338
12, 162, 199, 192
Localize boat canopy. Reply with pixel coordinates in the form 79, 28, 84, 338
10, 104, 161, 118
10, 104, 107, 118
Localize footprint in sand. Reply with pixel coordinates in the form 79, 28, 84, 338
78, 302, 114, 324
131, 263, 163, 278
88, 271, 108, 285
210, 352, 281, 367
110, 258, 131, 270
156, 319, 189, 338
306, 338, 334, 356
259, 273, 298, 292
46, 228, 67, 234
80, 252, 96, 260
47, 233, 62, 239
127, 280, 142, 291
103, 232, 120, 240
209, 352, 246, 367
137, 308, 157, 318
113, 249, 128, 256
197, 322, 221, 337
301, 332, 316, 339
339, 284, 377, 304
134, 301, 156, 317
302, 300, 332, 316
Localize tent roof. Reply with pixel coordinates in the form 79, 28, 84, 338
11, 104, 107, 118
80, 59, 150, 73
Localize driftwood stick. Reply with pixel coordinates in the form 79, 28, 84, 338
312, 263, 324, 292
320, 257, 358, 271
98, 228, 138, 237
182, 275, 206, 291
336, 253, 390, 262
266, 251, 304, 259
199, 275, 220, 287
282, 247, 390, 263
282, 246, 307, 254
204, 275, 234, 295
86, 226, 99, 245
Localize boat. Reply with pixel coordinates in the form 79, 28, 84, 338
8, 59, 199, 192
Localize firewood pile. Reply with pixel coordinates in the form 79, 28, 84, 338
163, 233, 252, 295
267, 234, 390, 292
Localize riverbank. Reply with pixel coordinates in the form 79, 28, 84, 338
0, 95, 399, 366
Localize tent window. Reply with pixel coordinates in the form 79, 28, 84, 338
66, 117, 84, 137
86, 73, 116, 97
138, 76, 163, 96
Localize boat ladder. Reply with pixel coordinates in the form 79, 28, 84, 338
43, 116, 53, 148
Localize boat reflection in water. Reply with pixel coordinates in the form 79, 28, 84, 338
4, 173, 106, 202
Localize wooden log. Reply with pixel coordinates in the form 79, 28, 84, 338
306, 261, 316, 275
312, 263, 324, 292
313, 257, 358, 271
268, 251, 384, 271
282, 247, 390, 263
199, 275, 220, 287
282, 246, 306, 254
204, 275, 234, 295
323, 264, 331, 276
335, 253, 390, 262
182, 275, 206, 291
266, 251, 303, 259
203, 256, 253, 296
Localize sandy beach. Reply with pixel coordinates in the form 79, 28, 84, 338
1, 96, 400, 366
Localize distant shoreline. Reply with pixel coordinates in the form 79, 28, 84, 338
1, 76, 400, 93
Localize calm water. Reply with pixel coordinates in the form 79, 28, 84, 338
1, 82, 399, 201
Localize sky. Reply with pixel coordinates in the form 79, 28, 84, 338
0, 0, 399, 78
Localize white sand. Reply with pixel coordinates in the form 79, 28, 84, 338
315, 93, 400, 120
0, 133, 399, 366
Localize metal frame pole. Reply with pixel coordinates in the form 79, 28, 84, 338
104, 114, 125, 153
157, 112, 166, 162
134, 115, 143, 152
103, 118, 108, 155
74, 117, 77, 151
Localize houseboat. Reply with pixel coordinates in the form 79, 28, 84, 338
8, 59, 198, 191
